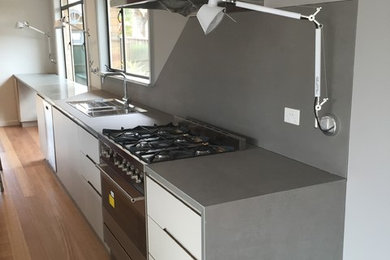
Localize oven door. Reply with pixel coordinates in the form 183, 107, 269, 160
99, 163, 146, 260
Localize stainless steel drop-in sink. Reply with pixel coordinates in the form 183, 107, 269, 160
67, 98, 147, 117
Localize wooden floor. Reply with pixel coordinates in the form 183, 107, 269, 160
0, 126, 109, 260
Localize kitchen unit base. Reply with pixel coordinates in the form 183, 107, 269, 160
203, 180, 346, 260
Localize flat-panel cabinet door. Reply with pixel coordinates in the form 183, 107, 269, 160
52, 108, 83, 204
35, 95, 47, 157
81, 176, 103, 240
43, 100, 56, 172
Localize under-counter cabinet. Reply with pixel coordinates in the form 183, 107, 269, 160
146, 176, 201, 260
146, 148, 347, 260
35, 95, 56, 171
52, 107, 103, 240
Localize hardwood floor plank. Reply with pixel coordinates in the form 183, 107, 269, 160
0, 126, 109, 260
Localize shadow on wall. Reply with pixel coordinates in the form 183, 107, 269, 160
0, 77, 19, 127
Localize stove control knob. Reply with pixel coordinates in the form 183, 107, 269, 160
131, 174, 137, 180
119, 159, 127, 169
114, 158, 121, 166
130, 164, 135, 171
107, 149, 113, 158
135, 176, 142, 183
126, 170, 133, 176
135, 169, 139, 175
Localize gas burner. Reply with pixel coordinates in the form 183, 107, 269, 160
102, 122, 243, 164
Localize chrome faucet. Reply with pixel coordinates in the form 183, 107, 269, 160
100, 71, 130, 108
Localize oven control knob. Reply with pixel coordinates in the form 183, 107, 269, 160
126, 170, 133, 176
135, 176, 142, 183
131, 174, 137, 180
119, 159, 127, 169
130, 164, 135, 171
135, 169, 139, 174
114, 158, 121, 166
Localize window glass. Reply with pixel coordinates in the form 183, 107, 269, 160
60, 1, 88, 86
69, 4, 87, 85
123, 9, 150, 78
107, 5, 150, 80
108, 8, 124, 70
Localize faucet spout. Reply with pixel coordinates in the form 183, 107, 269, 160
100, 72, 130, 107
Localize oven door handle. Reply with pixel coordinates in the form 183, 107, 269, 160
95, 163, 145, 203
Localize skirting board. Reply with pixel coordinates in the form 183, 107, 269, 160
0, 120, 20, 127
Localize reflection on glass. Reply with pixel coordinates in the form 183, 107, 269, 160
69, 4, 87, 85
108, 7, 124, 70
124, 9, 150, 78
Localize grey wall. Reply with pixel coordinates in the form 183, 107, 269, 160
343, 0, 390, 258
103, 1, 358, 177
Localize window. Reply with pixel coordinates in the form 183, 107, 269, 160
107, 4, 151, 81
60, 0, 88, 86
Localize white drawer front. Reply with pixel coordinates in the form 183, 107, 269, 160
79, 153, 101, 194
78, 127, 99, 163
148, 217, 195, 260
146, 177, 201, 259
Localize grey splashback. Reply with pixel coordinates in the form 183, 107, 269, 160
102, 1, 358, 177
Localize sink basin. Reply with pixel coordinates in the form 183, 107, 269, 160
67, 98, 147, 117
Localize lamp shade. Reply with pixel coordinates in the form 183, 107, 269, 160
196, 4, 225, 34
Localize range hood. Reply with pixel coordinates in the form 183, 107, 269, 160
110, 0, 208, 16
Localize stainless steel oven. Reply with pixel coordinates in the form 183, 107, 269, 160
98, 162, 146, 260
97, 119, 246, 260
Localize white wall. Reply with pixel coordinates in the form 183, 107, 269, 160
343, 0, 390, 259
0, 0, 56, 126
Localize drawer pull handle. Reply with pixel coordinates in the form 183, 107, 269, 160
87, 180, 101, 197
85, 154, 96, 164
96, 163, 144, 203
163, 228, 197, 260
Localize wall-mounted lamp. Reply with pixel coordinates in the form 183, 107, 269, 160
16, 21, 56, 64
197, 1, 337, 135
54, 17, 90, 36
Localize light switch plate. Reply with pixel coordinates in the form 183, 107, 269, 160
284, 107, 300, 126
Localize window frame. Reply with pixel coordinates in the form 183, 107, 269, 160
60, 0, 89, 86
106, 2, 152, 82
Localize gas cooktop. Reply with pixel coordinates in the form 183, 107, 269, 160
102, 121, 244, 164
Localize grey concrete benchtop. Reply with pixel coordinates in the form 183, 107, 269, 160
15, 73, 344, 212
14, 73, 174, 137
146, 148, 344, 212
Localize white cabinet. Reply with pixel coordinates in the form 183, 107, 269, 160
35, 95, 56, 171
52, 107, 103, 240
36, 95, 47, 157
264, 0, 349, 8
53, 108, 83, 203
43, 100, 56, 171
146, 177, 202, 260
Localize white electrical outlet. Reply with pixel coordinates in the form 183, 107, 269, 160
284, 107, 300, 126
